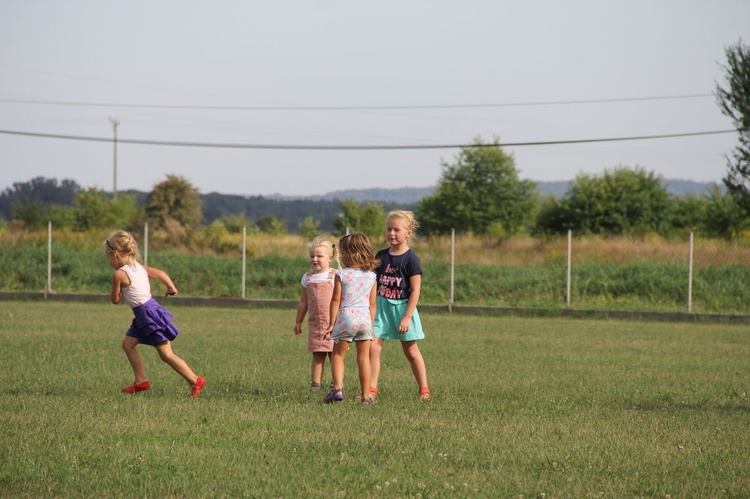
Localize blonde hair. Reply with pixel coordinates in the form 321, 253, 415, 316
387, 210, 419, 242
104, 230, 140, 265
338, 232, 379, 271
308, 236, 341, 270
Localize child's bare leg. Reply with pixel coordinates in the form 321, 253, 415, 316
356, 340, 372, 399
311, 352, 327, 385
154, 341, 198, 385
369, 337, 384, 390
330, 341, 349, 390
122, 336, 148, 383
401, 341, 428, 389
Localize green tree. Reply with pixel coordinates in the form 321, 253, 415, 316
702, 185, 749, 239
533, 194, 568, 236
74, 188, 112, 230
146, 175, 203, 229
73, 188, 138, 230
541, 166, 672, 235
47, 204, 77, 227
416, 137, 538, 236
12, 201, 46, 229
334, 199, 387, 240
0, 177, 80, 221
256, 214, 286, 235
716, 39, 750, 216
670, 192, 709, 235
298, 216, 321, 239
218, 212, 251, 234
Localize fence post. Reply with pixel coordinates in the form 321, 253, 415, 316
449, 228, 455, 313
687, 231, 694, 313
566, 229, 572, 309
46, 221, 52, 298
143, 222, 149, 266
241, 225, 247, 299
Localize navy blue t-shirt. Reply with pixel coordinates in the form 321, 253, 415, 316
375, 248, 423, 301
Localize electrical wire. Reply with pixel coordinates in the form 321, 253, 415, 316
0, 128, 735, 150
0, 94, 714, 111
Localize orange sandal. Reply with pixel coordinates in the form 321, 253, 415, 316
355, 387, 378, 401
418, 386, 431, 400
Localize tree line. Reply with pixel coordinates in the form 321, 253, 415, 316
0, 157, 745, 241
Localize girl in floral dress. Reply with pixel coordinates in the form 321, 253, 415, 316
323, 232, 379, 404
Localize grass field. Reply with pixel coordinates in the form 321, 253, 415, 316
1, 301, 750, 497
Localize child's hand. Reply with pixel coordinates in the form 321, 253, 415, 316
294, 323, 303, 335
397, 317, 410, 334
323, 326, 333, 340
165, 287, 178, 297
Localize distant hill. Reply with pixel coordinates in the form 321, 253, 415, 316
268, 179, 721, 204
268, 187, 435, 204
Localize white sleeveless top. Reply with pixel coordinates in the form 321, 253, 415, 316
119, 263, 152, 309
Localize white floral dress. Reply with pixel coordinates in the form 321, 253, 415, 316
330, 267, 376, 343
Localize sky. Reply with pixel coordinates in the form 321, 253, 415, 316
1, 1, 749, 198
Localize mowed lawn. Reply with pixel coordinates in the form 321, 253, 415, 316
1, 301, 749, 497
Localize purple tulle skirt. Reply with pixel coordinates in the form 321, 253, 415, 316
126, 298, 180, 346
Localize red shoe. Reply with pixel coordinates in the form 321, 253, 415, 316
418, 386, 431, 400
122, 381, 150, 394
191, 377, 206, 398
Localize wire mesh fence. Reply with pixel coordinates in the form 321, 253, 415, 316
3, 223, 750, 316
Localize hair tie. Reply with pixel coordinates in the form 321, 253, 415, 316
105, 240, 116, 251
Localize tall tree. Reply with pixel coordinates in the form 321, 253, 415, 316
256, 214, 286, 235
0, 177, 80, 220
540, 166, 672, 235
146, 175, 203, 229
417, 137, 538, 236
334, 199, 387, 241
716, 39, 750, 216
73, 188, 137, 230
702, 185, 749, 239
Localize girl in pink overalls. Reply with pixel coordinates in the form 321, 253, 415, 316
293, 237, 339, 389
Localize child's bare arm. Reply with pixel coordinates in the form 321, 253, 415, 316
325, 277, 342, 338
369, 282, 377, 323
294, 286, 308, 335
143, 265, 178, 296
398, 274, 421, 333
110, 269, 127, 304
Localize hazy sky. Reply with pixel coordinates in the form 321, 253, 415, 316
1, 1, 748, 197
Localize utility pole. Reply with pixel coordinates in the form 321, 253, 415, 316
109, 117, 120, 201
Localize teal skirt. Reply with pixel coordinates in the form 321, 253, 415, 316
373, 295, 425, 341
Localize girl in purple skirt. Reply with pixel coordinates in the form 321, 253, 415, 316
105, 230, 205, 398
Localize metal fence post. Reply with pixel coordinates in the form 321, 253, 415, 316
46, 221, 52, 298
566, 229, 572, 309
143, 222, 149, 266
687, 231, 694, 313
242, 225, 247, 299
449, 228, 455, 313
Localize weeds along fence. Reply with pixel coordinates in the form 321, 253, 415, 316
2, 223, 750, 316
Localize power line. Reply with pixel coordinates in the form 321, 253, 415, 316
0, 128, 735, 150
0, 93, 714, 111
